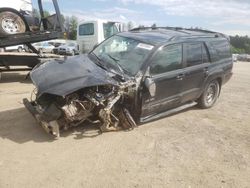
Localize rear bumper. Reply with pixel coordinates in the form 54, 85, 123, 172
23, 98, 61, 138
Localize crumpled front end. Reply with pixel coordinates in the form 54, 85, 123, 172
23, 81, 137, 138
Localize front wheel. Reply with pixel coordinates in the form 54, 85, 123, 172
0, 10, 26, 35
198, 80, 220, 109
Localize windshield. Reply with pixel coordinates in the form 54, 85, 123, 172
67, 43, 75, 47
92, 35, 154, 75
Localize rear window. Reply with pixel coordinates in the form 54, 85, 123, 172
67, 43, 75, 46
209, 40, 231, 61
79, 23, 94, 36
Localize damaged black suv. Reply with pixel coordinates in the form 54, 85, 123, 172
24, 27, 233, 137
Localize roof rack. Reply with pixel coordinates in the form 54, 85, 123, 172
130, 27, 183, 32
130, 27, 229, 40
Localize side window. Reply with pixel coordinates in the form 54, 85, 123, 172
209, 40, 231, 61
150, 44, 182, 75
186, 43, 202, 67
79, 23, 94, 36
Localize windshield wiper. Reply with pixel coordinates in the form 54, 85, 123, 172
90, 52, 125, 81
107, 54, 126, 79
90, 52, 108, 71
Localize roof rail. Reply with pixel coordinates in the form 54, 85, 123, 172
130, 26, 229, 40
130, 27, 183, 32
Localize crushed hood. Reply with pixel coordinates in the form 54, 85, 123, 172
31, 54, 118, 97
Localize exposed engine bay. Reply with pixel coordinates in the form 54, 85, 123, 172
24, 80, 137, 138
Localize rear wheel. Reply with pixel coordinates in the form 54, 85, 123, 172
198, 80, 220, 109
0, 10, 26, 35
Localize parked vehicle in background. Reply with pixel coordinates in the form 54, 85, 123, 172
4, 44, 25, 52
24, 27, 233, 137
237, 54, 250, 62
33, 42, 55, 54
58, 41, 79, 56
0, 0, 39, 36
232, 54, 239, 62
49, 39, 66, 54
77, 19, 123, 53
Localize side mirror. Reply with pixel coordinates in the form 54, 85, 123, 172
145, 77, 156, 97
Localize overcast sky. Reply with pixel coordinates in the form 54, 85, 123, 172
41, 0, 250, 36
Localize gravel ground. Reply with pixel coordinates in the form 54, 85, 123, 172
0, 62, 249, 188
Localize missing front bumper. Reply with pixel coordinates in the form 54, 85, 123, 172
23, 98, 61, 138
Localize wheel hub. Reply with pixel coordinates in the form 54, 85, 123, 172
206, 84, 216, 104
1, 17, 20, 34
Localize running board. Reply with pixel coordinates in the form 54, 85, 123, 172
140, 101, 197, 123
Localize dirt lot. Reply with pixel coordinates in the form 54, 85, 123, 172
0, 62, 250, 188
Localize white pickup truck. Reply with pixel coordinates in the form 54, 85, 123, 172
0, 0, 37, 35
77, 19, 124, 53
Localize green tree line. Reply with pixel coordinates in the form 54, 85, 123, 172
230, 35, 250, 54
33, 9, 78, 40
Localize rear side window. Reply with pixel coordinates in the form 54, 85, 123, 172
209, 40, 231, 61
79, 23, 94, 36
150, 44, 182, 75
186, 43, 202, 67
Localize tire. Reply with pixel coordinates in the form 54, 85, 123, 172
17, 46, 23, 53
0, 10, 26, 35
198, 80, 220, 109
38, 48, 43, 54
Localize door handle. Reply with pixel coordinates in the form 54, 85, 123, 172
176, 73, 185, 80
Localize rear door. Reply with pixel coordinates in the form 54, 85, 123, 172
181, 42, 210, 102
77, 22, 97, 53
141, 43, 184, 117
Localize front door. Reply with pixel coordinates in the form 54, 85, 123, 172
141, 43, 184, 118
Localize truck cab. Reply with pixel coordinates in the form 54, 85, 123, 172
77, 19, 123, 53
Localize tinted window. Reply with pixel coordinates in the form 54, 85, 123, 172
79, 23, 94, 36
210, 40, 231, 60
186, 43, 202, 67
150, 44, 182, 75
